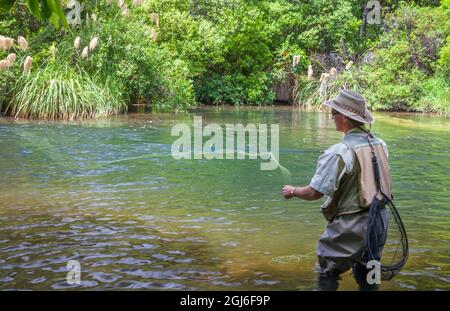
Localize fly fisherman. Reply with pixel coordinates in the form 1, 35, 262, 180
282, 90, 391, 291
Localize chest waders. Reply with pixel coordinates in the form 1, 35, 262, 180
359, 127, 409, 281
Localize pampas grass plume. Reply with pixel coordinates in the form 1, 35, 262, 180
7, 53, 16, 64
150, 13, 159, 27
74, 37, 81, 49
329, 67, 337, 76
0, 59, 9, 70
23, 56, 32, 73
51, 45, 58, 58
89, 37, 98, 51
307, 65, 313, 80
150, 27, 157, 41
345, 61, 354, 70
17, 36, 27, 50
81, 46, 89, 58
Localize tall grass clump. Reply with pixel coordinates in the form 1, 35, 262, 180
8, 60, 126, 120
293, 62, 361, 107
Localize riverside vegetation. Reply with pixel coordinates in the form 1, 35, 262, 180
0, 0, 449, 119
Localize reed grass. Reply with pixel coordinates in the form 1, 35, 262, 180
8, 60, 127, 120
293, 66, 362, 107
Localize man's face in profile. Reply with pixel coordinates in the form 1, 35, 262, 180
331, 109, 345, 132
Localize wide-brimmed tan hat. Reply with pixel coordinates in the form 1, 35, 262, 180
323, 89, 374, 124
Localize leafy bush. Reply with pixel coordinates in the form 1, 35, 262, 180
72, 16, 160, 103
196, 71, 274, 105
359, 3, 450, 112
415, 75, 450, 113
295, 2, 449, 113
154, 8, 224, 78
154, 58, 195, 112
437, 35, 450, 72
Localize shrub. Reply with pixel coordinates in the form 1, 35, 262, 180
415, 75, 450, 113
359, 3, 449, 112
154, 58, 196, 112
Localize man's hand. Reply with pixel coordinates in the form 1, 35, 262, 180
281, 185, 324, 201
282, 185, 295, 199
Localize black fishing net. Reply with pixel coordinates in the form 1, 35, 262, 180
379, 196, 409, 281
365, 194, 409, 280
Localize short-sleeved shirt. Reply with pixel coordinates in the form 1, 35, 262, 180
309, 142, 354, 197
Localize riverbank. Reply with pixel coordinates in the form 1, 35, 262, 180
2, 102, 449, 122
1, 1, 448, 119
136, 103, 450, 117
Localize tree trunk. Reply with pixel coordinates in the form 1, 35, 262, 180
359, 2, 369, 38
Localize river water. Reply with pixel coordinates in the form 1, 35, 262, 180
0, 107, 449, 290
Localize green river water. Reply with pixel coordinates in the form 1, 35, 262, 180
0, 107, 449, 290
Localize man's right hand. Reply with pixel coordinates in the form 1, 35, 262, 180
282, 185, 295, 199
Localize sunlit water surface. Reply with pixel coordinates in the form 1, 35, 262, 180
0, 107, 449, 290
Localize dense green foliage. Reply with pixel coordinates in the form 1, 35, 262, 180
360, 2, 450, 112
148, 0, 367, 105
0, 0, 69, 30
0, 0, 448, 119
297, 1, 449, 113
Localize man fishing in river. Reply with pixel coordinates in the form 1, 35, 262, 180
281, 89, 391, 291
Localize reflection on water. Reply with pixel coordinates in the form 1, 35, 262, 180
0, 107, 449, 290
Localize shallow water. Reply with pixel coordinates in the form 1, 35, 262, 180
0, 107, 449, 290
